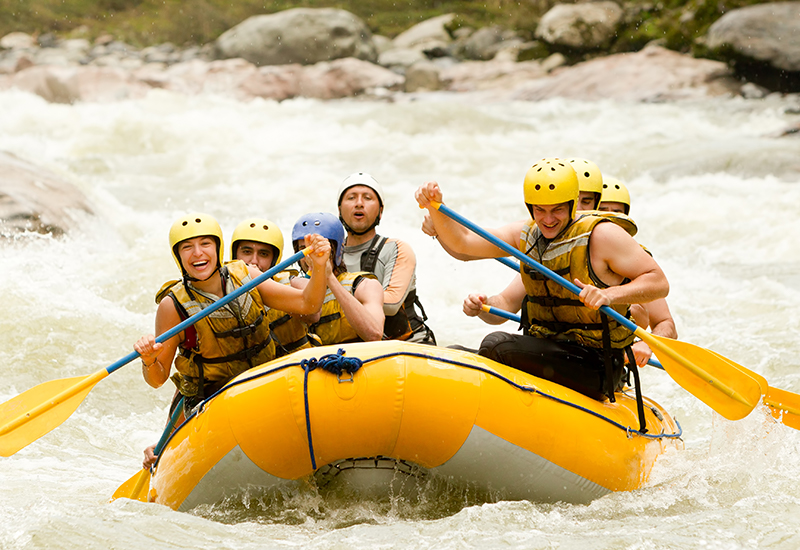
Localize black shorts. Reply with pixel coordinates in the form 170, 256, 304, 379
477, 331, 626, 401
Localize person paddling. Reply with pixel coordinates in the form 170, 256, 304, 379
134, 213, 330, 467
338, 172, 436, 344
290, 212, 385, 345
231, 218, 321, 356
416, 158, 669, 402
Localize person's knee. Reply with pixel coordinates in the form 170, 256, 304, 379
478, 331, 516, 361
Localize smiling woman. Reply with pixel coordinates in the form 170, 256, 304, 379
133, 211, 332, 413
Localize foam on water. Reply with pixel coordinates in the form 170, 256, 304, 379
1, 88, 800, 549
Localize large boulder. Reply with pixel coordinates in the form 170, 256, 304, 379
440, 59, 546, 92
135, 57, 401, 101
0, 151, 93, 237
705, 2, 800, 72
214, 8, 378, 66
536, 2, 624, 50
297, 57, 403, 99
513, 45, 740, 101
392, 14, 455, 51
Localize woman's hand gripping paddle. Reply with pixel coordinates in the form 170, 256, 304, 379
429, 200, 762, 421
0, 249, 312, 457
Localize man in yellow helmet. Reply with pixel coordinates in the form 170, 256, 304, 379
598, 176, 631, 215
416, 159, 669, 401
230, 218, 321, 357
569, 158, 604, 211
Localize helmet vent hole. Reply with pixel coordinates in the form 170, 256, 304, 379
534, 184, 541, 191
603, 183, 608, 188
262, 225, 268, 230
550, 167, 556, 171
549, 184, 556, 190
194, 218, 201, 223
583, 172, 590, 178
615, 184, 621, 190
314, 221, 321, 226
249, 223, 256, 228
181, 221, 188, 227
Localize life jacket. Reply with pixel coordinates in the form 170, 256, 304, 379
309, 271, 377, 345
519, 212, 638, 350
265, 270, 320, 356
360, 235, 431, 341
156, 260, 276, 400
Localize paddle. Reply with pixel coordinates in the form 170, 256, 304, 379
111, 397, 185, 502
484, 298, 800, 429
428, 200, 763, 421
482, 223, 800, 430
0, 249, 312, 458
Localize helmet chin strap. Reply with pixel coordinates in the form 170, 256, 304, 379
182, 265, 220, 283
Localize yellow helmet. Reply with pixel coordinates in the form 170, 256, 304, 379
523, 158, 579, 218
567, 158, 603, 195
601, 177, 631, 214
168, 212, 224, 274
230, 218, 284, 267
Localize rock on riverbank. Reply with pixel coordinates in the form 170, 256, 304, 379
3, 4, 799, 104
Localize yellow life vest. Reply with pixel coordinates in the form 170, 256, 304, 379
160, 260, 276, 398
265, 270, 320, 356
309, 271, 377, 346
519, 212, 638, 349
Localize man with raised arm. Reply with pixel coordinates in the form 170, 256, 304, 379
415, 158, 669, 401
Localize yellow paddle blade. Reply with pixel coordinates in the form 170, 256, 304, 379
706, 350, 800, 431
0, 373, 104, 457
643, 332, 763, 421
763, 387, 800, 430
111, 469, 151, 502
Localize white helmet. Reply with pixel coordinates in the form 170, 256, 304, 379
337, 172, 384, 207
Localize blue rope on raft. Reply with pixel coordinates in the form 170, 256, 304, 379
156, 349, 682, 471
300, 349, 362, 469
300, 349, 362, 470
300, 348, 363, 378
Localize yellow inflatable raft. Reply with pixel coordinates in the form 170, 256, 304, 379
145, 341, 683, 511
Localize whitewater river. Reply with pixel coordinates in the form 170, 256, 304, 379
1, 87, 799, 549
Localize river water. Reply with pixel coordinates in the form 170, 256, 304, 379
1, 88, 799, 549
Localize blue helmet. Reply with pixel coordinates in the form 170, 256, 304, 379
292, 212, 346, 267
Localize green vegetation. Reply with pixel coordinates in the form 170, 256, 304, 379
0, 0, 789, 56
0, 0, 540, 47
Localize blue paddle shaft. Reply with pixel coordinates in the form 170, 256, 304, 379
435, 202, 639, 334
495, 256, 519, 270
484, 304, 521, 323
483, 304, 662, 370
106, 249, 308, 375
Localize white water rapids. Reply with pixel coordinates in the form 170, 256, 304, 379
1, 88, 800, 549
